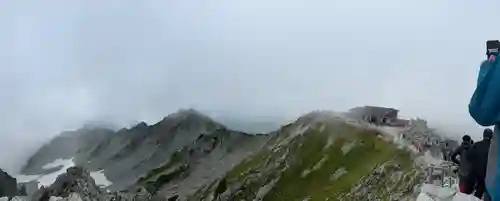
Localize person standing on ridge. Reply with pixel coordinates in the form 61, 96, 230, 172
441, 142, 451, 161
468, 39, 500, 201
450, 135, 475, 194
467, 128, 493, 199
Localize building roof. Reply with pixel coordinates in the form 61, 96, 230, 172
349, 106, 399, 117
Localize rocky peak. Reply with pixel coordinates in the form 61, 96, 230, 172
154, 109, 222, 133
161, 109, 212, 123
129, 121, 149, 131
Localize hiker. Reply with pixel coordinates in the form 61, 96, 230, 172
467, 128, 493, 199
450, 135, 475, 194
18, 184, 27, 196
441, 142, 450, 161
468, 42, 500, 201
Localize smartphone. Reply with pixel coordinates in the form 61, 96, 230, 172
486, 40, 500, 59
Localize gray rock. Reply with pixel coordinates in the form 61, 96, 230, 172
166, 195, 178, 201
29, 166, 160, 201
58, 193, 82, 201
0, 168, 19, 197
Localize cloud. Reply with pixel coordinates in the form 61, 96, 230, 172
1, 0, 497, 173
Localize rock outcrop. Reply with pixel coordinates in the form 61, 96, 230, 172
0, 168, 20, 197
339, 160, 424, 201
401, 119, 459, 157
30, 166, 166, 201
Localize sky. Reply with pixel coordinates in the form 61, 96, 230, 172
0, 0, 499, 173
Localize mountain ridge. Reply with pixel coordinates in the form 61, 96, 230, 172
13, 106, 455, 200
19, 108, 249, 191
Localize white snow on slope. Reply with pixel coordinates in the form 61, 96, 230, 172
42, 158, 73, 169
15, 158, 113, 188
16, 158, 75, 188
416, 184, 482, 201
89, 170, 112, 187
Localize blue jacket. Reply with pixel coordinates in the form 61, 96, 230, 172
469, 56, 500, 200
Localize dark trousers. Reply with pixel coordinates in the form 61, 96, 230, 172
484, 192, 492, 201
474, 177, 486, 199
459, 175, 475, 194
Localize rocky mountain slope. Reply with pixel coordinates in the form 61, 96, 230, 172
189, 111, 424, 201
19, 109, 263, 192
13, 107, 449, 201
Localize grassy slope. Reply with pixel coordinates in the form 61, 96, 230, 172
196, 121, 417, 201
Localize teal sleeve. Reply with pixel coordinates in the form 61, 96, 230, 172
469, 58, 500, 126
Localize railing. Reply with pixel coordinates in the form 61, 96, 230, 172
425, 161, 459, 188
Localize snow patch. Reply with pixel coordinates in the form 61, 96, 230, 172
90, 170, 113, 187
416, 183, 481, 201
15, 174, 39, 184
42, 158, 72, 170
15, 158, 113, 188
10, 197, 28, 201
16, 158, 75, 188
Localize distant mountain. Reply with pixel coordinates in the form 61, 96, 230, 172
215, 118, 286, 134
20, 108, 259, 191
209, 114, 290, 134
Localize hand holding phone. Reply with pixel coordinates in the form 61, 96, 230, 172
486, 40, 500, 61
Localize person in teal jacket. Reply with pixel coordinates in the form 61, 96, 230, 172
469, 52, 500, 200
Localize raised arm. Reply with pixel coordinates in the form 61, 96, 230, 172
469, 58, 500, 126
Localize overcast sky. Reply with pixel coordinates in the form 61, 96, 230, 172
1, 0, 499, 173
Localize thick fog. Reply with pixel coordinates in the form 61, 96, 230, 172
1, 0, 498, 173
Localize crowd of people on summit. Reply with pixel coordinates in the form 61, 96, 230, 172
365, 42, 500, 201
449, 129, 492, 199
454, 40, 500, 201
